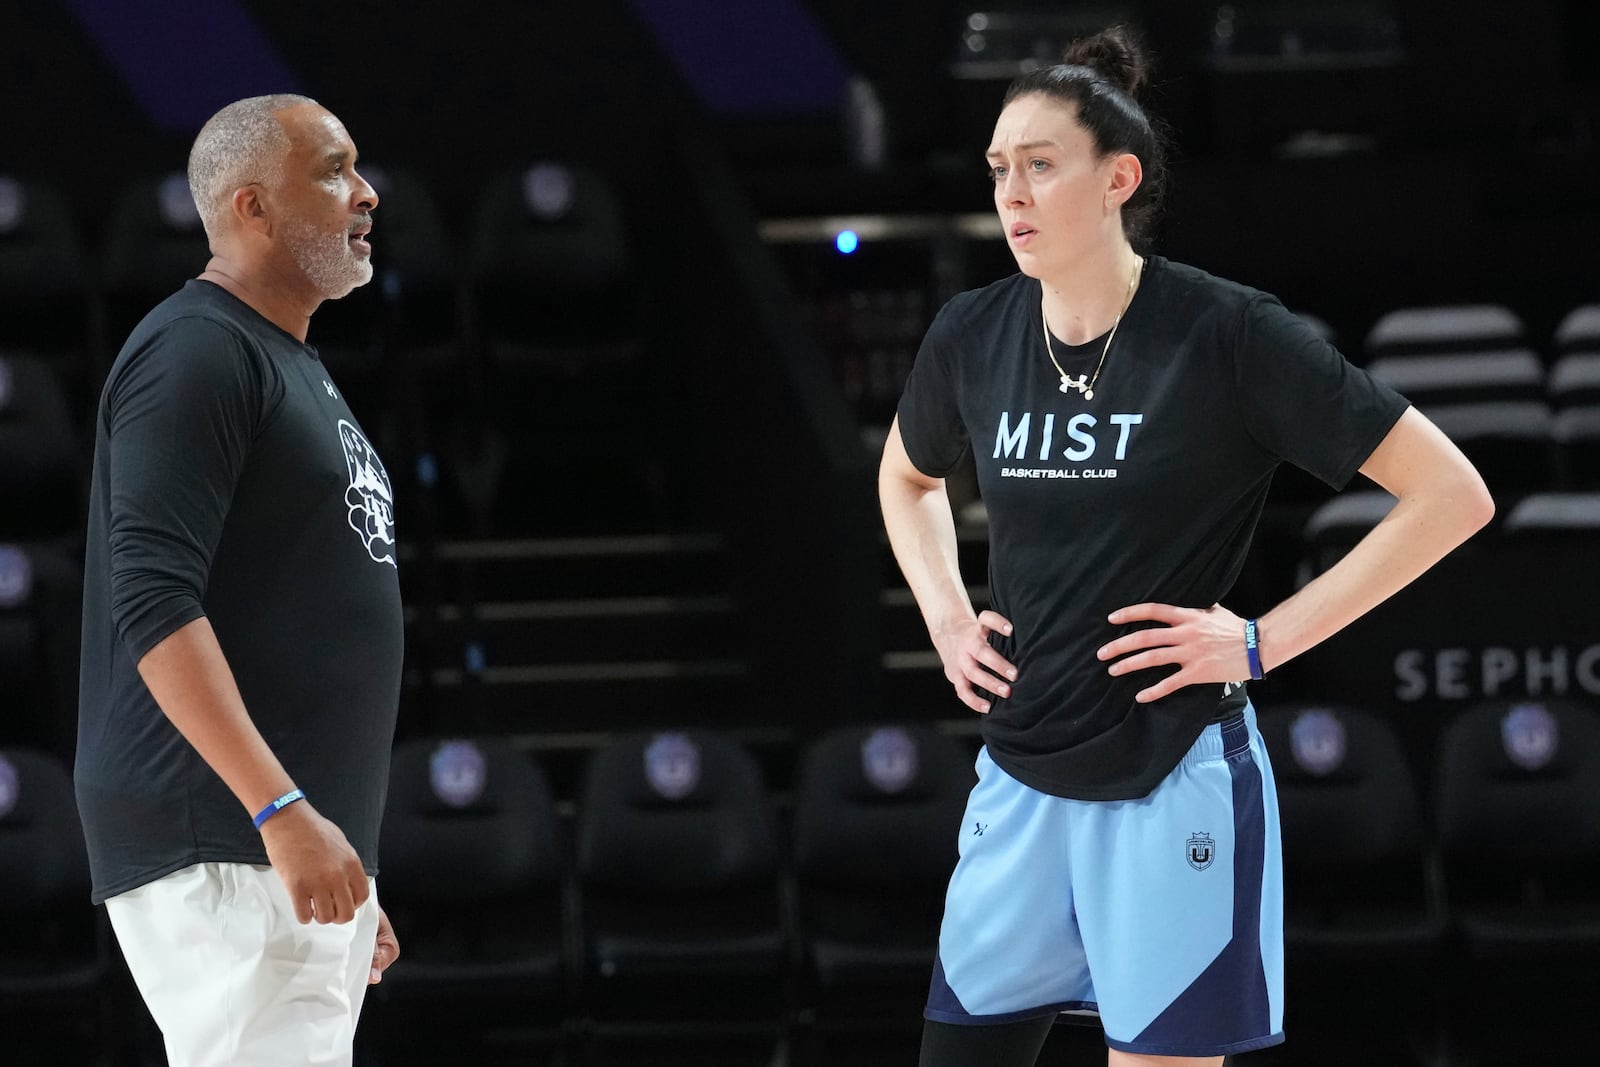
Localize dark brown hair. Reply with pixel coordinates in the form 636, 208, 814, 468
1001, 26, 1169, 249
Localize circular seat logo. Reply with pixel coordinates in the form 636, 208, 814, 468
861, 727, 918, 795
429, 740, 488, 809
644, 733, 701, 801
1502, 703, 1559, 771
1290, 708, 1348, 777
0, 545, 33, 609
0, 755, 18, 820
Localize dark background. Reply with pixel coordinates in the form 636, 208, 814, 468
3, 4, 1599, 1065
3, 0, 1598, 755
5, 0, 1598, 337
3, 0, 1599, 769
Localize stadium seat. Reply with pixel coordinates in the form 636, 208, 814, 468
0, 175, 91, 410
1296, 489, 1396, 581
1366, 348, 1544, 408
1547, 353, 1600, 491
574, 729, 788, 1065
0, 542, 82, 755
0, 352, 82, 541
468, 160, 644, 377
365, 735, 569, 1063
0, 747, 115, 1063
462, 162, 675, 534
99, 172, 212, 360
1432, 699, 1600, 1058
1422, 400, 1557, 498
1552, 408, 1600, 489
789, 723, 974, 1061
1547, 352, 1600, 409
1553, 304, 1600, 355
0, 545, 47, 734
1364, 303, 1526, 360
1257, 703, 1446, 1063
1502, 490, 1600, 533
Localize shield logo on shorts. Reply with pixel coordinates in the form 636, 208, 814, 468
1186, 832, 1215, 871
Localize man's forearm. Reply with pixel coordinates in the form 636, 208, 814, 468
135, 617, 296, 816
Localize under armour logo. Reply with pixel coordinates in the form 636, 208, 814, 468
324, 380, 339, 398
973, 821, 987, 836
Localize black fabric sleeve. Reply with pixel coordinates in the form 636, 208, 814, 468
105, 317, 275, 661
1232, 294, 1410, 489
895, 300, 971, 477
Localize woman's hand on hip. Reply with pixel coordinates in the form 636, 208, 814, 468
1097, 602, 1251, 703
932, 610, 1018, 713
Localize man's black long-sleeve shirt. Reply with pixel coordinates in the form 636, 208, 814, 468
77, 279, 403, 903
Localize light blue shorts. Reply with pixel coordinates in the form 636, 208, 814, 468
926, 708, 1285, 1058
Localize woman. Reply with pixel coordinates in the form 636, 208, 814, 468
879, 27, 1493, 1067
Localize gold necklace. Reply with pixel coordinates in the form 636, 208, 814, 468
1041, 257, 1143, 400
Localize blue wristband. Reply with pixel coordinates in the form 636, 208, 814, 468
252, 788, 305, 829
1244, 619, 1264, 680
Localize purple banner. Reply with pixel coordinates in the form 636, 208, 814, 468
64, 0, 301, 133
628, 0, 850, 115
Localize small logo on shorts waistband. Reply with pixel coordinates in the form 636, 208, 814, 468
1186, 831, 1215, 871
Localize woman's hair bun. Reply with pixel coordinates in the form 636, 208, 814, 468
1063, 25, 1149, 97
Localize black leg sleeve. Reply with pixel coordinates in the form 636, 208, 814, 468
919, 1015, 1058, 1067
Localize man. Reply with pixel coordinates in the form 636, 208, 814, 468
77, 94, 402, 1067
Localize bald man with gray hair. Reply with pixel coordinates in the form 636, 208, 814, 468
77, 95, 401, 1066
186, 92, 313, 238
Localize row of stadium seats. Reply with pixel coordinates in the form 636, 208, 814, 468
1362, 302, 1600, 363
5, 158, 1597, 538
9, 488, 1598, 758
4, 702, 1598, 1065
1352, 306, 1600, 502
4, 165, 1597, 392
0, 163, 643, 374
1, 159, 679, 541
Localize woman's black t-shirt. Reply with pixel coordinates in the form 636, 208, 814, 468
896, 257, 1408, 800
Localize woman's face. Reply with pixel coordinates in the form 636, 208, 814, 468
987, 92, 1134, 278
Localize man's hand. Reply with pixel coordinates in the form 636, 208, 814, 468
931, 609, 1019, 713
1097, 602, 1251, 703
258, 801, 370, 924
369, 906, 400, 984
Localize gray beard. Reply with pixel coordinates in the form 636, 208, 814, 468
285, 220, 373, 300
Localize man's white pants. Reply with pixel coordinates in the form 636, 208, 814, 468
105, 862, 379, 1067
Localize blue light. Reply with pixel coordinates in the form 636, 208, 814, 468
835, 229, 859, 254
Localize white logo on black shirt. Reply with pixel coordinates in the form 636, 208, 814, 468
324, 380, 339, 399
993, 411, 1144, 478
337, 419, 395, 567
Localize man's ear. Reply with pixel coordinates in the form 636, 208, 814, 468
231, 183, 270, 236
